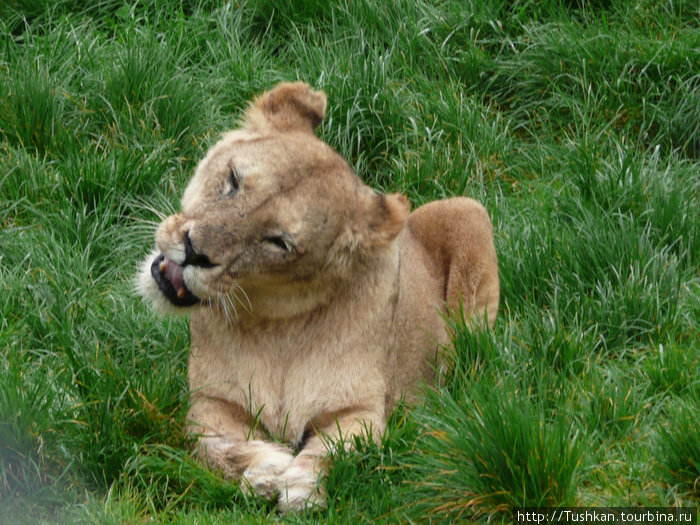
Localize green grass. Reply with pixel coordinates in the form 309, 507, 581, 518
1, 0, 699, 522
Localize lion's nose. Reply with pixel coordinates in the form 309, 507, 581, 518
183, 231, 216, 268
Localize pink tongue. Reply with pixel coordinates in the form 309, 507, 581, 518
164, 257, 186, 291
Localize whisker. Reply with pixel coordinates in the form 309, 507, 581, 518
217, 285, 239, 323
127, 195, 177, 221
217, 290, 230, 323
234, 284, 253, 314
225, 291, 239, 322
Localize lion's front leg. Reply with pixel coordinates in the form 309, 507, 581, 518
196, 435, 294, 499
188, 396, 294, 500
276, 408, 385, 513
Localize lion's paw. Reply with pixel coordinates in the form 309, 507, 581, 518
241, 445, 294, 500
276, 456, 326, 513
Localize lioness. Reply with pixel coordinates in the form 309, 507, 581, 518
138, 82, 499, 512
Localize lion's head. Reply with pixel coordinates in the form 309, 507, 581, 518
138, 82, 409, 320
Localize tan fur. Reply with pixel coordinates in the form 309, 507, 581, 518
138, 81, 499, 512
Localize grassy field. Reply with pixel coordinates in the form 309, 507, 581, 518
1, 0, 699, 522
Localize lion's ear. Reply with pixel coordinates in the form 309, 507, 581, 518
355, 192, 410, 248
244, 81, 327, 133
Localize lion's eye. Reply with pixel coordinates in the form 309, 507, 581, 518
225, 168, 240, 196
264, 235, 292, 252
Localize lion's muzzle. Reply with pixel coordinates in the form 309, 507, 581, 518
150, 254, 201, 307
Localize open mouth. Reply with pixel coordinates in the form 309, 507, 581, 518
150, 254, 200, 307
